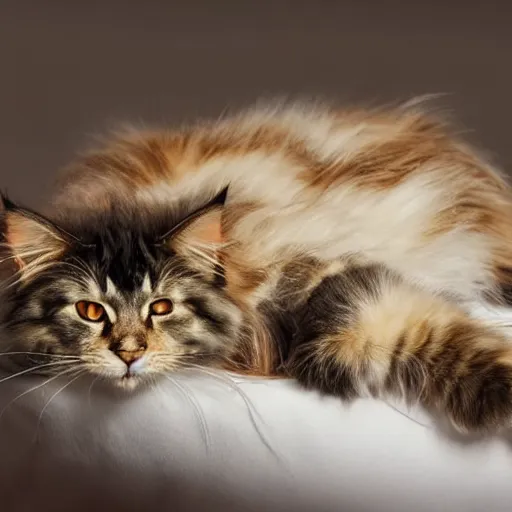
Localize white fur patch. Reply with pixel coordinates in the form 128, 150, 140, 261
467, 302, 512, 341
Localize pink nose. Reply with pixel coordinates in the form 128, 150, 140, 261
115, 350, 144, 366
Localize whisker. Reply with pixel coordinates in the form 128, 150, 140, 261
382, 399, 431, 429
184, 365, 265, 422
33, 370, 87, 442
51, 261, 99, 290
157, 264, 205, 288
0, 366, 80, 423
0, 351, 82, 359
87, 374, 102, 409
179, 363, 282, 462
165, 375, 211, 453
0, 360, 82, 385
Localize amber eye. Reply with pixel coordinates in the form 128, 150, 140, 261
76, 301, 106, 322
150, 299, 173, 316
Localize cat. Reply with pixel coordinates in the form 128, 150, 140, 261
2, 98, 512, 435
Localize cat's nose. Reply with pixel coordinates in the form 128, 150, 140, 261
115, 349, 145, 366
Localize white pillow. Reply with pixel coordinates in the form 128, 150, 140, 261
0, 367, 511, 512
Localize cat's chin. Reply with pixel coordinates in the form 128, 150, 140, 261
102, 372, 147, 391
90, 356, 156, 391
119, 372, 160, 391
117, 375, 142, 391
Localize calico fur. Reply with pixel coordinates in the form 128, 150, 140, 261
3, 99, 512, 433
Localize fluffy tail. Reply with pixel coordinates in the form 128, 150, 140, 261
288, 264, 512, 434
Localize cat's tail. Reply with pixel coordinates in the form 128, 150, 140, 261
288, 264, 512, 434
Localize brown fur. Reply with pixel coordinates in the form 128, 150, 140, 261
6, 98, 512, 433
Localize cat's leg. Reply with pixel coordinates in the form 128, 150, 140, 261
287, 264, 512, 434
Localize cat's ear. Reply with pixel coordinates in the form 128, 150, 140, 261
1, 194, 71, 277
163, 187, 228, 277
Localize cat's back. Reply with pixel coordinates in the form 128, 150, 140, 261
50, 100, 512, 301
52, 100, 508, 206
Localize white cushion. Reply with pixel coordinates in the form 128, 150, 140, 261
0, 367, 511, 512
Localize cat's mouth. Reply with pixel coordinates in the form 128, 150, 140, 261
114, 356, 148, 388
105, 359, 148, 390
117, 372, 143, 390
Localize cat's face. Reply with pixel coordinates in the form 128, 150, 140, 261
0, 189, 242, 389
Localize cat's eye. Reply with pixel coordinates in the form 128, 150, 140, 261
76, 301, 106, 322
150, 299, 173, 316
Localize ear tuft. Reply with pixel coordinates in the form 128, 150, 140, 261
164, 188, 229, 277
0, 192, 18, 212
1, 199, 70, 279
212, 186, 229, 207
174, 206, 224, 248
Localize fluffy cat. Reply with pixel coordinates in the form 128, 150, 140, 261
2, 99, 512, 434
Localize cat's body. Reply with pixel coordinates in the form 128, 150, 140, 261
52, 101, 512, 302
3, 100, 512, 434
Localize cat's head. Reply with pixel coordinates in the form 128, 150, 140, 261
0, 187, 243, 389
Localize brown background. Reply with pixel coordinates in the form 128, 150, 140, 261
1, 1, 512, 209
1, 4, 512, 510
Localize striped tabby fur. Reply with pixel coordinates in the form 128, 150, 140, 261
3, 99, 512, 433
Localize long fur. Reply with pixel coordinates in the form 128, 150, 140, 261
3, 99, 512, 433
